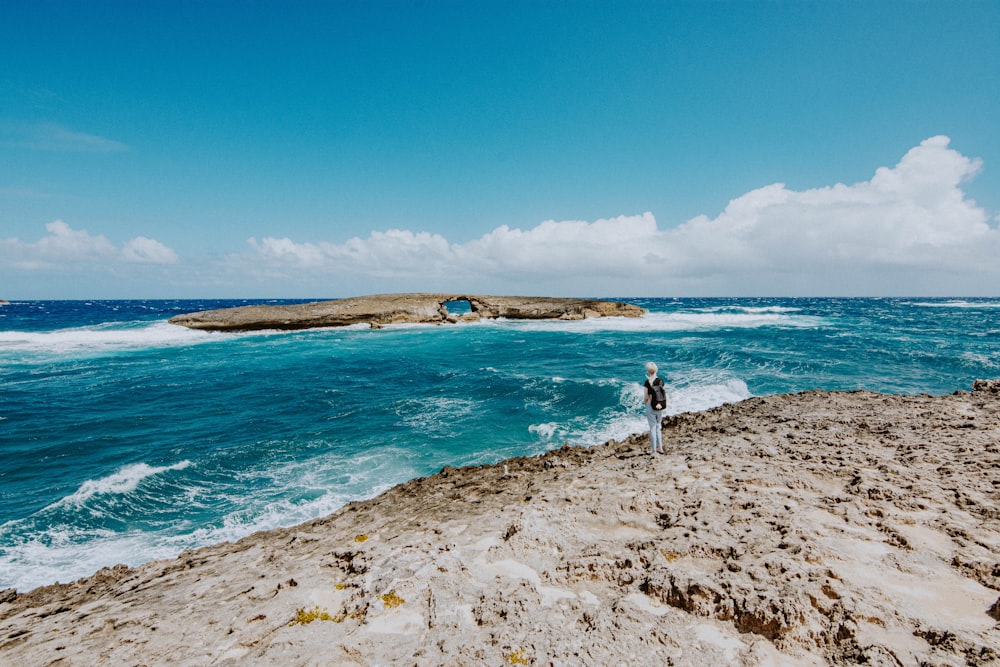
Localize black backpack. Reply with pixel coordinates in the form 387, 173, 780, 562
646, 377, 667, 411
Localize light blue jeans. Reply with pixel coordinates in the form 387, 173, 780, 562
645, 403, 664, 452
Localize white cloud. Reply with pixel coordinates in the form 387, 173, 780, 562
4, 136, 997, 297
244, 214, 664, 286
1, 121, 130, 153
665, 135, 996, 290
457, 213, 663, 278
35, 219, 117, 261
0, 220, 178, 269
248, 229, 454, 277
237, 136, 997, 295
121, 236, 180, 264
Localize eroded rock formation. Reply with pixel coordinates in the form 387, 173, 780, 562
167, 293, 645, 332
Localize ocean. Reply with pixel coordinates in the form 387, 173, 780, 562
1, 297, 999, 592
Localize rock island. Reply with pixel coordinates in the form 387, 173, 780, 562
168, 293, 646, 332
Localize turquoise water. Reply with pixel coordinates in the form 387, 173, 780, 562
1, 297, 999, 591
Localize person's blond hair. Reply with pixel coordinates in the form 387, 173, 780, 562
645, 362, 657, 375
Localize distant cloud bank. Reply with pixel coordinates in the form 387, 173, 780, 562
242, 135, 997, 295
3, 136, 998, 297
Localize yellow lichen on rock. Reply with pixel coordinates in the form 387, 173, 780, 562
507, 648, 531, 665
380, 590, 404, 608
290, 606, 333, 625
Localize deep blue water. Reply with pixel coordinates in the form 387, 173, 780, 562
1, 297, 998, 591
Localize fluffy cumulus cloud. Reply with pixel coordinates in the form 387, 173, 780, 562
121, 236, 180, 264
246, 215, 664, 286
668, 136, 998, 293
700, 136, 988, 264
248, 229, 455, 277
1, 220, 178, 270
242, 136, 997, 295
458, 214, 664, 278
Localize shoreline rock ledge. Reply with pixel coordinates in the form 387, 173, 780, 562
1, 382, 998, 666
168, 293, 645, 332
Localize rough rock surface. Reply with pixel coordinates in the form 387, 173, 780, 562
2, 382, 999, 666
167, 293, 645, 332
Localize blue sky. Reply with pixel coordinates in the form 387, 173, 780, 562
2, 0, 998, 298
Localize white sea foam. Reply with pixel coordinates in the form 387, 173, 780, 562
398, 396, 478, 436
906, 300, 1000, 309
175, 449, 425, 558
0, 449, 412, 592
667, 378, 752, 414
0, 526, 168, 592
646, 310, 824, 331
960, 352, 999, 369
1, 488, 370, 593
56, 461, 193, 507
568, 412, 650, 448
480, 310, 826, 333
528, 422, 560, 439
0, 321, 212, 357
699, 305, 802, 314
530, 376, 752, 448
551, 375, 623, 387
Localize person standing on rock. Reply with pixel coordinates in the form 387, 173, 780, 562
644, 362, 667, 454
